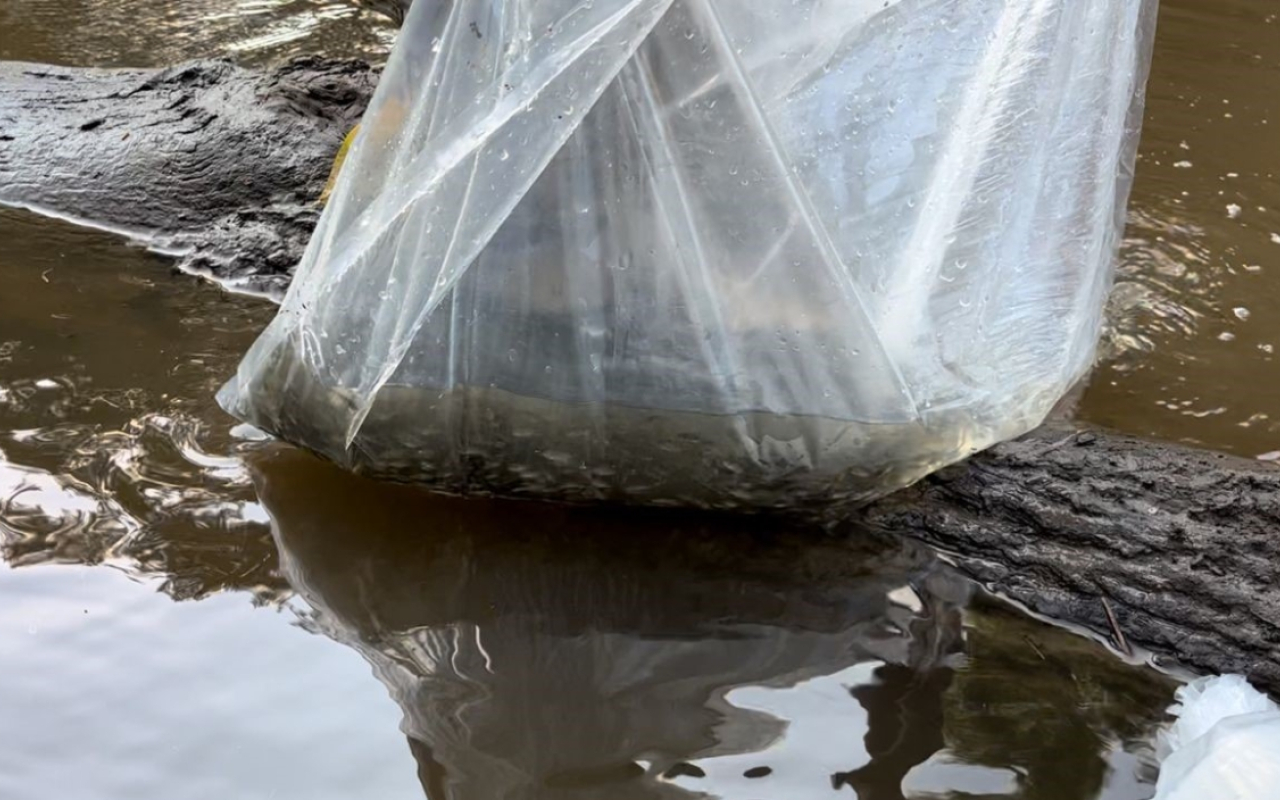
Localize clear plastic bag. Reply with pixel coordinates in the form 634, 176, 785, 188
1155, 675, 1280, 800
219, 0, 1158, 510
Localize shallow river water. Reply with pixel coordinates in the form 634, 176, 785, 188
0, 1, 1277, 798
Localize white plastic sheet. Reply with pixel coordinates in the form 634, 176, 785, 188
219, 0, 1158, 509
1155, 675, 1280, 800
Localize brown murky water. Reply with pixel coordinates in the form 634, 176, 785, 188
0, 0, 398, 67
1, 1, 1276, 798
1086, 0, 1280, 454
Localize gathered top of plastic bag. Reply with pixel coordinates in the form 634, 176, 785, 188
1154, 675, 1280, 800
219, 0, 1158, 511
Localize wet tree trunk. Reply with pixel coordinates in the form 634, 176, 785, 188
0, 57, 377, 295
3, 59, 1278, 694
862, 423, 1280, 695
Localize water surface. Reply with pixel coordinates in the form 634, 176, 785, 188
0, 210, 1176, 798
0, 0, 397, 67
1085, 0, 1280, 454
3, 1, 1279, 798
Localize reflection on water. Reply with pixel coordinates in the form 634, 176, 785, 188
944, 604, 1172, 800
0, 0, 397, 68
1, 0, 1275, 797
0, 565, 421, 800
0, 209, 1180, 797
255, 447, 1174, 800
1087, 0, 1280, 454
0, 208, 281, 599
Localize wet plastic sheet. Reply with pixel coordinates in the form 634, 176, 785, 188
1155, 676, 1280, 800
219, 0, 1158, 511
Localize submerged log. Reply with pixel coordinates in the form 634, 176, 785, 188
3, 58, 1278, 694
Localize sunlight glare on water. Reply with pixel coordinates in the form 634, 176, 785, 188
0, 566, 419, 800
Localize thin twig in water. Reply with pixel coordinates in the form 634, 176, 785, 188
1101, 596, 1133, 657
1022, 635, 1048, 661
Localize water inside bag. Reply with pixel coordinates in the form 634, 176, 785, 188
220, 0, 1159, 509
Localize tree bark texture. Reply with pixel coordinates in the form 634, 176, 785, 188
0, 57, 377, 295
862, 423, 1280, 695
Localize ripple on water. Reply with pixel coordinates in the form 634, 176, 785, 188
1, 415, 281, 601
0, 0, 399, 68
1080, 0, 1280, 454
